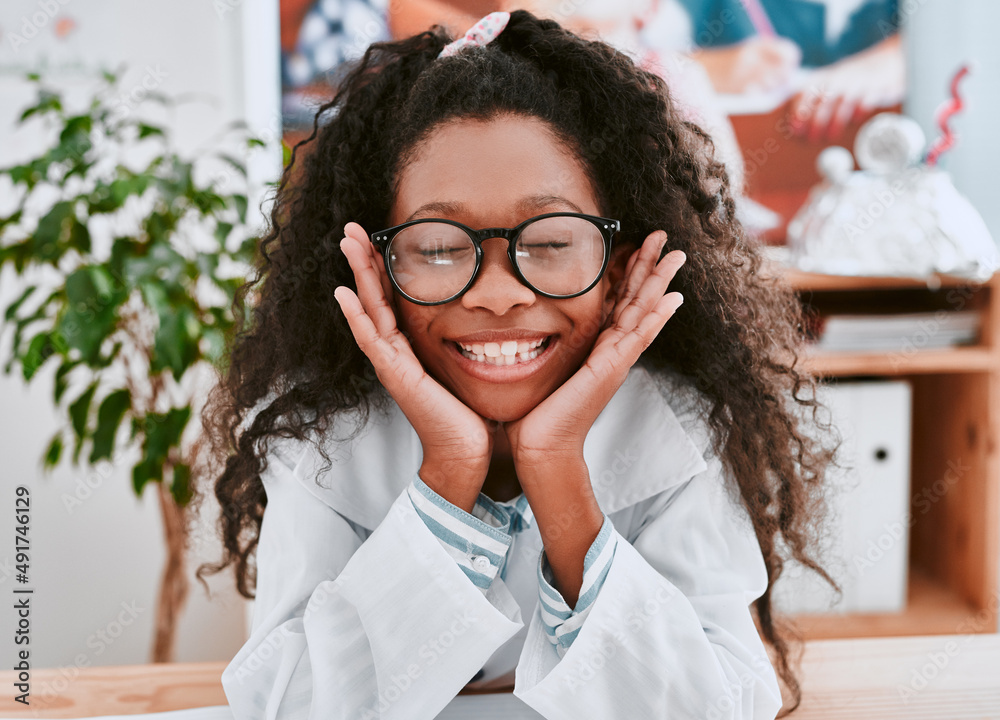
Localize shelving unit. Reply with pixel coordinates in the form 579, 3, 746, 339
771, 266, 1000, 640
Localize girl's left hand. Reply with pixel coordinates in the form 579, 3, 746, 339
503, 229, 685, 479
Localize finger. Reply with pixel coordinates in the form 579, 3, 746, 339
367, 238, 396, 303
340, 235, 399, 337
344, 221, 368, 244
790, 84, 827, 137
788, 92, 811, 136
613, 246, 641, 306
616, 249, 685, 331
333, 285, 393, 362
610, 291, 684, 365
346, 221, 396, 302
618, 250, 686, 332
827, 94, 859, 141
774, 37, 802, 67
579, 289, 684, 399
636, 291, 684, 339
335, 285, 427, 393
807, 93, 837, 143
344, 221, 386, 294
613, 231, 667, 324
623, 246, 640, 278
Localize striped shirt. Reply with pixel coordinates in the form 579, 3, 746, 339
407, 472, 618, 658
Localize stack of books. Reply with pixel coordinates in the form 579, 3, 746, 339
809, 311, 981, 352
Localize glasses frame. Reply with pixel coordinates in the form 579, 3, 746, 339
369, 211, 621, 306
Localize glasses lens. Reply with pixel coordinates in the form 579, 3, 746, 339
387, 222, 476, 302
515, 216, 606, 296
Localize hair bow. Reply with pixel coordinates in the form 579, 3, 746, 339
438, 11, 511, 58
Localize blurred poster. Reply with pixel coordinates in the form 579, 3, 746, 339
279, 0, 906, 243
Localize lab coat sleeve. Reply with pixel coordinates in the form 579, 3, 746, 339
536, 513, 618, 657
221, 441, 525, 720
512, 452, 783, 720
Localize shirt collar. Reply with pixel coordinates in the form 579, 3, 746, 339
288, 364, 709, 530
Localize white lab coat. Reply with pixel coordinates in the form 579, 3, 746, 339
221, 364, 783, 719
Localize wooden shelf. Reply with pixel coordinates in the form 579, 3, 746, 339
803, 346, 996, 376
789, 568, 992, 640
766, 265, 995, 292
774, 267, 1000, 643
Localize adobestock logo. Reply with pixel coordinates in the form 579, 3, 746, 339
6, 0, 73, 53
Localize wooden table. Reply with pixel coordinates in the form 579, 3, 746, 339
1, 634, 998, 718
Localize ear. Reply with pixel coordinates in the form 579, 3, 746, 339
602, 242, 635, 315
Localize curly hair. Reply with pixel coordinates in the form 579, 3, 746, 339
195, 10, 840, 714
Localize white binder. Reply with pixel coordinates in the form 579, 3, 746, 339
772, 379, 912, 614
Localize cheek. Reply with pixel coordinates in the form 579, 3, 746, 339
395, 307, 438, 360
559, 296, 608, 359
579, 286, 613, 337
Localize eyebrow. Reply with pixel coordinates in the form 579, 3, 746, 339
403, 195, 583, 224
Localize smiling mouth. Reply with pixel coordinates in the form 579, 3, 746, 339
453, 336, 553, 366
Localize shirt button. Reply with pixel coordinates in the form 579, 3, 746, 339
471, 555, 491, 572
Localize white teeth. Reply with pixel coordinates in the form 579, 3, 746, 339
458, 338, 547, 354
457, 339, 547, 366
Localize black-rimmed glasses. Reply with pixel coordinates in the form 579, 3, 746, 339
369, 212, 620, 306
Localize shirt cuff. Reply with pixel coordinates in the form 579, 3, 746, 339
407, 472, 515, 592
537, 513, 618, 658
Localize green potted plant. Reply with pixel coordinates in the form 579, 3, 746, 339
0, 69, 268, 662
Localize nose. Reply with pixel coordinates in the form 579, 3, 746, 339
460, 237, 536, 315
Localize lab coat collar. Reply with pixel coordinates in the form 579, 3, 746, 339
291, 364, 709, 531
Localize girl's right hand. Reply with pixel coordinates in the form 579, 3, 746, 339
334, 222, 492, 513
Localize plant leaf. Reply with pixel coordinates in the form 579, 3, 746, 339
53, 359, 82, 403
59, 266, 126, 362
231, 194, 247, 223
0, 208, 24, 234
43, 432, 63, 470
89, 388, 131, 463
132, 457, 159, 496
170, 463, 192, 506
138, 123, 165, 139
133, 406, 190, 496
68, 219, 91, 254
214, 221, 233, 247
32, 201, 75, 263
216, 153, 247, 177
68, 380, 98, 464
18, 89, 62, 123
3, 285, 36, 322
153, 303, 200, 381
22, 332, 56, 381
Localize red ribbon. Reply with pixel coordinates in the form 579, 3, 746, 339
925, 64, 971, 167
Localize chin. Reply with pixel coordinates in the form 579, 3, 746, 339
463, 391, 542, 424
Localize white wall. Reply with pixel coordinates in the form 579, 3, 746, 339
903, 0, 1000, 249
0, 0, 281, 670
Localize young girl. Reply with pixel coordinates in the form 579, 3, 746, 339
198, 9, 837, 719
